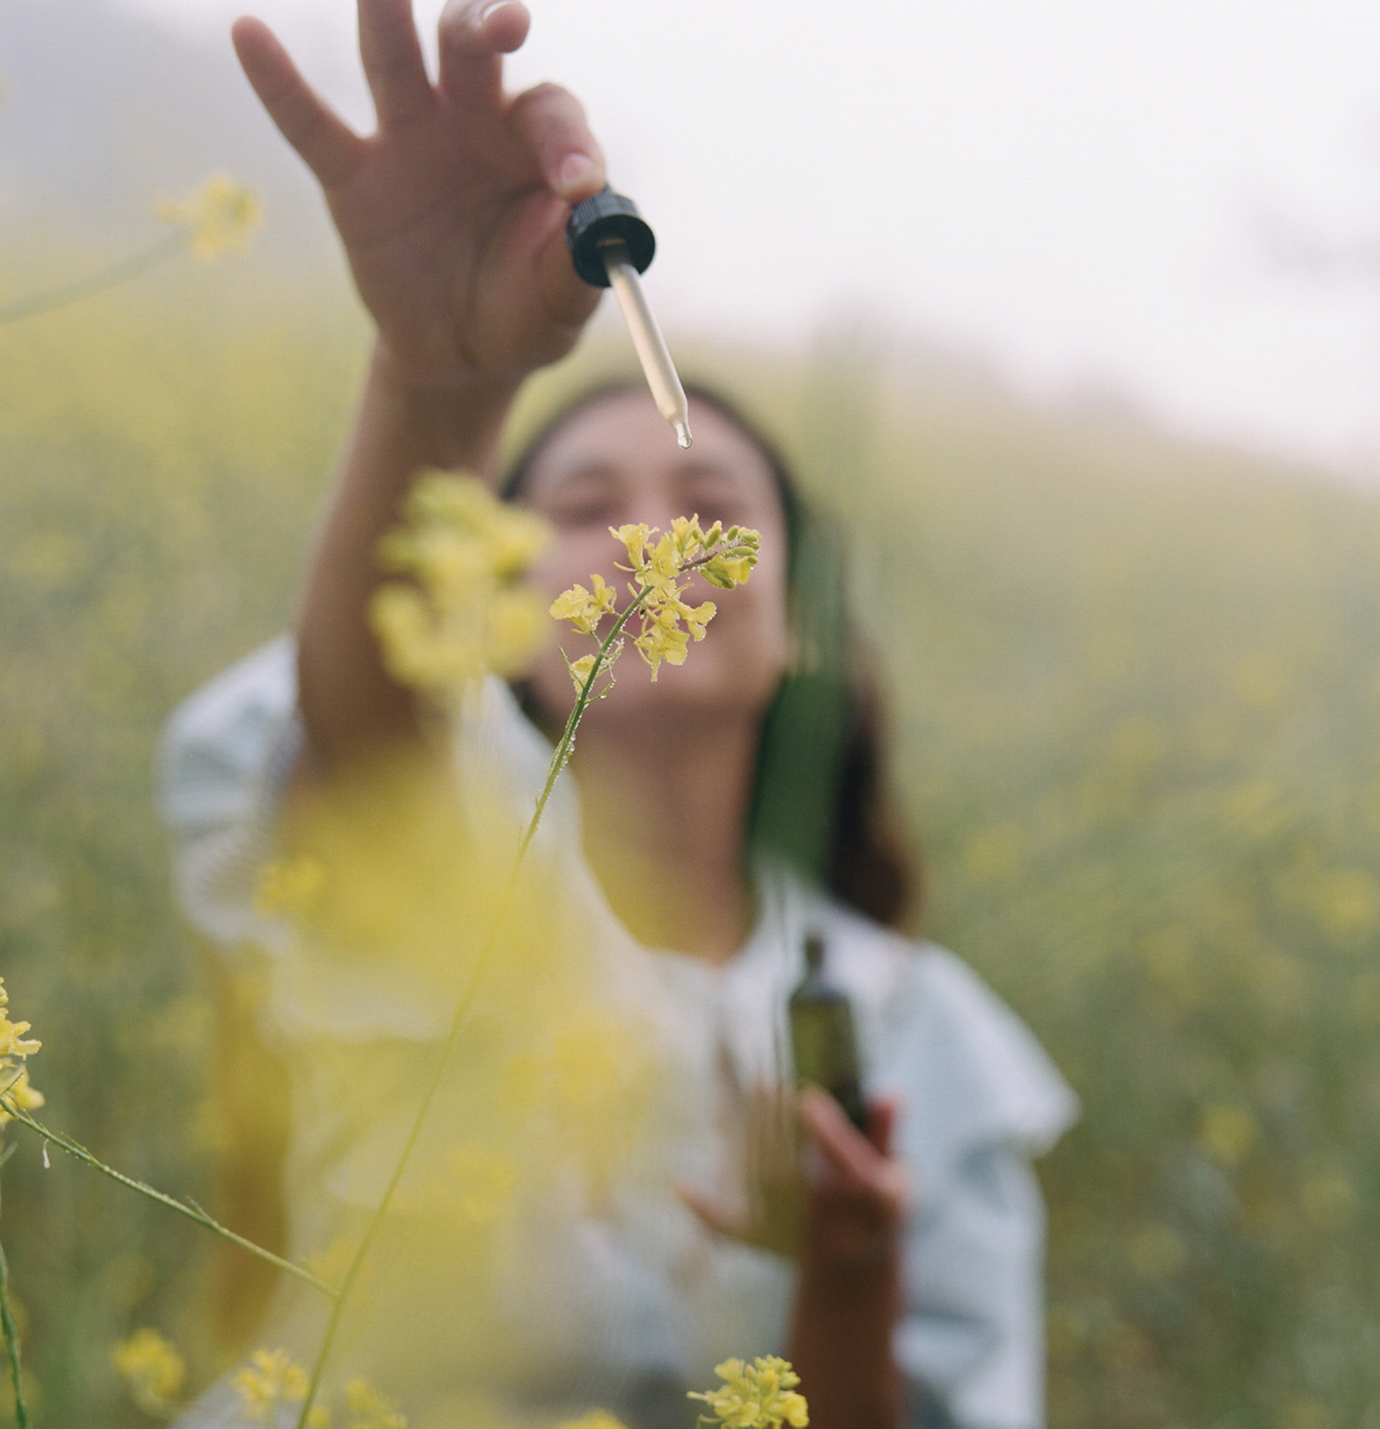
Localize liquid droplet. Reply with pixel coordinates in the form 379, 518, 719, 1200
674, 421, 693, 450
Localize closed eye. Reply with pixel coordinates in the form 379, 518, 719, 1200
542, 465, 625, 529
548, 494, 624, 529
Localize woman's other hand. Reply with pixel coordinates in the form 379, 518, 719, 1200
795, 1085, 908, 1274
680, 1086, 908, 1428
232, 0, 607, 388
679, 1084, 909, 1268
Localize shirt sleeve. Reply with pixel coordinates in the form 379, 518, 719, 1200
156, 636, 301, 949
879, 945, 1079, 1429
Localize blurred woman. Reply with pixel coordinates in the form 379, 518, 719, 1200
160, 3, 1076, 1426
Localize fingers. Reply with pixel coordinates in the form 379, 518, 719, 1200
357, 0, 432, 127
799, 1089, 910, 1244
675, 1182, 743, 1240
866, 1096, 899, 1158
508, 81, 607, 203
798, 1085, 881, 1188
232, 17, 368, 189
438, 0, 531, 111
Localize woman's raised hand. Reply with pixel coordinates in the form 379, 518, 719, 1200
232, 0, 607, 387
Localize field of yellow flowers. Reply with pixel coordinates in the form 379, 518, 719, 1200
3, 261, 1380, 1427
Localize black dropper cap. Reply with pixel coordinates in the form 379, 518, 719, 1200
565, 185, 656, 288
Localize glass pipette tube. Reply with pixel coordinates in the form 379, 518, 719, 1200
599, 237, 693, 448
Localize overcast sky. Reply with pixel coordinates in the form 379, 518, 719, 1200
119, 0, 1380, 475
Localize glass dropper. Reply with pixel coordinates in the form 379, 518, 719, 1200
598, 237, 692, 448
566, 186, 693, 449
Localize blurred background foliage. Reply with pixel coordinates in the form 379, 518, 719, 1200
4, 1, 1380, 1424
6, 271, 1380, 1429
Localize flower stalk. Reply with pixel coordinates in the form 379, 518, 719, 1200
291, 496, 760, 1428
0, 173, 260, 328
0, 1101, 337, 1298
292, 574, 648, 1427
0, 1233, 29, 1429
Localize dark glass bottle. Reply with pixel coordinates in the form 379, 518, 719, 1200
788, 933, 868, 1131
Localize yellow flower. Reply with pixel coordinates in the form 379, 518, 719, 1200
565, 651, 598, 695
1198, 1102, 1258, 1167
689, 1357, 809, 1429
610, 523, 652, 570
633, 607, 691, 679
562, 641, 624, 697
157, 173, 262, 260
487, 588, 547, 672
554, 517, 759, 691
371, 473, 552, 700
641, 533, 683, 591
344, 1378, 407, 1429
0, 1063, 44, 1128
255, 855, 328, 922
549, 573, 618, 637
675, 597, 716, 640
700, 553, 753, 590
0, 977, 39, 1060
232, 1348, 321, 1424
558, 1413, 630, 1429
112, 1328, 186, 1416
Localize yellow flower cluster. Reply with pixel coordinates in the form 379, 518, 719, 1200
371, 473, 551, 701
157, 173, 263, 260
343, 1377, 408, 1429
689, 1357, 809, 1429
230, 1351, 406, 1429
551, 516, 761, 693
232, 1347, 328, 1427
111, 1328, 186, 1416
255, 854, 329, 923
556, 1413, 630, 1429
0, 975, 43, 1131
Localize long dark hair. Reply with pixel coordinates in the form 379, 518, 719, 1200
500, 380, 920, 930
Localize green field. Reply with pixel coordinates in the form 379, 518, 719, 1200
3, 258, 1379, 1428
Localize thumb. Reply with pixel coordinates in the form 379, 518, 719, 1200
674, 1180, 742, 1240
866, 1096, 899, 1157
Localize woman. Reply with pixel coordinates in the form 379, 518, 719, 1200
160, 3, 1076, 1426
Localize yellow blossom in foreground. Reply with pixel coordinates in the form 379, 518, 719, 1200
371, 473, 551, 701
111, 1328, 186, 1416
157, 173, 263, 260
344, 1378, 407, 1429
557, 1413, 630, 1429
232, 1348, 328, 1426
0, 975, 41, 1129
549, 573, 618, 637
255, 854, 329, 922
0, 976, 40, 1060
689, 1357, 809, 1429
551, 517, 759, 690
562, 651, 600, 696
0, 1063, 43, 1128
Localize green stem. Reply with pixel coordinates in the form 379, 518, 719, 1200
518, 585, 654, 861
0, 231, 190, 328
0, 1100, 337, 1298
293, 583, 654, 1428
0, 1232, 30, 1429
515, 535, 754, 864
293, 538, 756, 1425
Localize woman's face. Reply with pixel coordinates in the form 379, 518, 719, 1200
517, 390, 794, 728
